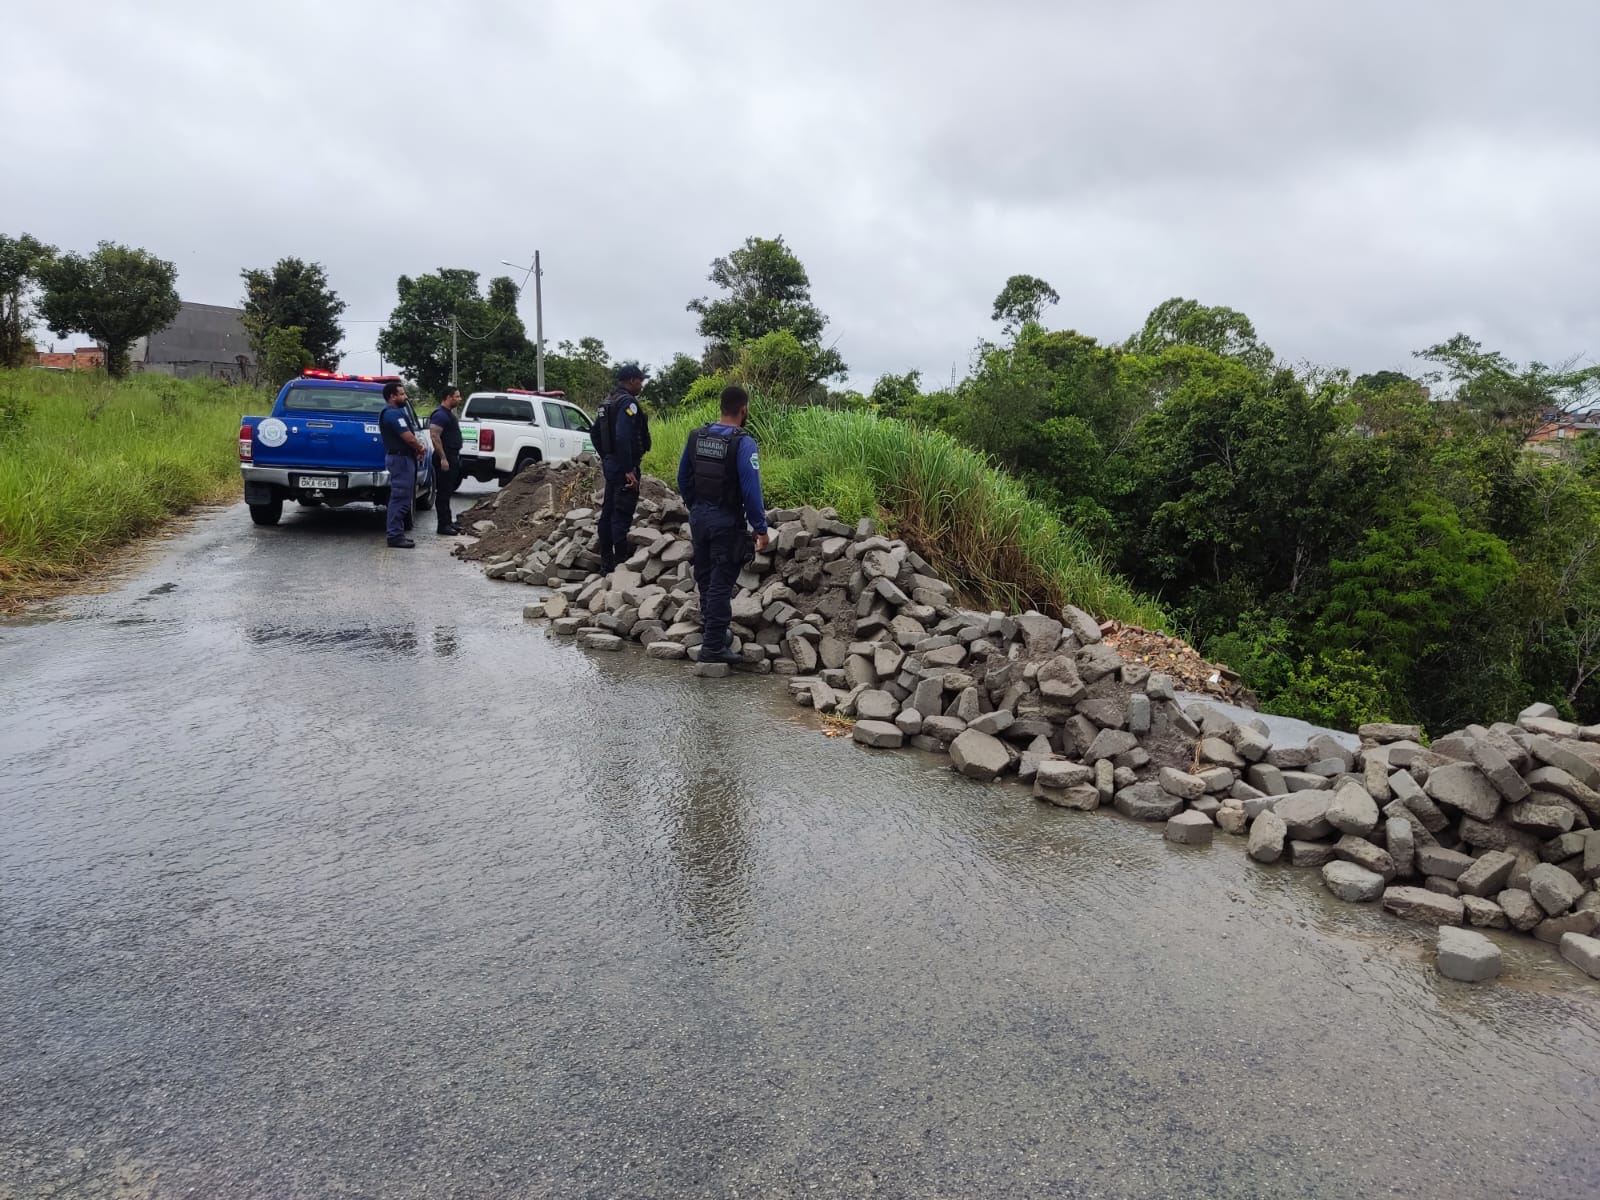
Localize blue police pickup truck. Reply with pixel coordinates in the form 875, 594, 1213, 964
238, 370, 435, 527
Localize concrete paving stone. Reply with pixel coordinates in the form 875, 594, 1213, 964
1424, 763, 1502, 822
1324, 860, 1386, 902
1462, 895, 1509, 929
1456, 850, 1518, 898
1165, 810, 1215, 846
949, 729, 1010, 782
1274, 792, 1335, 840
1559, 932, 1600, 979
1436, 926, 1503, 982
1497, 889, 1545, 932
1327, 781, 1380, 836
1334, 836, 1396, 881
852, 720, 904, 749
1113, 783, 1184, 822
1382, 887, 1464, 926
1535, 910, 1600, 944
1287, 839, 1336, 868
1527, 863, 1585, 916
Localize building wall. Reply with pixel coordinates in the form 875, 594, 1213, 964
34, 348, 105, 370
134, 358, 251, 383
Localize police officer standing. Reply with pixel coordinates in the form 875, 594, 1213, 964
595, 363, 651, 573
427, 385, 464, 536
677, 384, 769, 665
379, 380, 425, 549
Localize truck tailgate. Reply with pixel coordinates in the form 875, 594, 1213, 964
251, 410, 383, 471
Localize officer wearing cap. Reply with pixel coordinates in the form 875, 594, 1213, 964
678, 384, 769, 665
595, 363, 651, 573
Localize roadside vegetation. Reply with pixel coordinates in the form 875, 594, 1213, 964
0, 370, 252, 601
643, 400, 1167, 629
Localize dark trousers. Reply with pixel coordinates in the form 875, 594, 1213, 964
384, 453, 416, 541
691, 506, 753, 655
598, 458, 639, 569
435, 458, 462, 531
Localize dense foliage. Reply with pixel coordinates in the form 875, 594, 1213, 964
879, 299, 1600, 732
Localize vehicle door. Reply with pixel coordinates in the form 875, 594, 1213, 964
251, 382, 386, 471
543, 401, 578, 460
559, 403, 596, 456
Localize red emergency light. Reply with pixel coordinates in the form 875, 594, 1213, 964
505, 387, 567, 397
300, 369, 401, 382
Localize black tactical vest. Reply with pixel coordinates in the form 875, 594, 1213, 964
690, 425, 745, 511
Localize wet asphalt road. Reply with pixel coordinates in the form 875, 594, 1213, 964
2, 492, 1598, 1199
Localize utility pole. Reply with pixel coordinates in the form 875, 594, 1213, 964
534, 250, 545, 391
502, 252, 546, 390
451, 318, 459, 390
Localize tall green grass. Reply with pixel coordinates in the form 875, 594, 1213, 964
644, 401, 1168, 628
0, 369, 259, 597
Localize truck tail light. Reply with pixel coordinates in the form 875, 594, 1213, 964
239, 425, 253, 460
479, 428, 495, 452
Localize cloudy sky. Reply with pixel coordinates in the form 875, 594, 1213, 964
5, 0, 1598, 387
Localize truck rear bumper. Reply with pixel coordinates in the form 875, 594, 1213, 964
241, 464, 395, 506
241, 465, 391, 489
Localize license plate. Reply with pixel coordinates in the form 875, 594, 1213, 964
299, 476, 340, 490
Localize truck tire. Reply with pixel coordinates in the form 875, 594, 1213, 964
415, 478, 434, 513
510, 450, 540, 478
249, 499, 283, 526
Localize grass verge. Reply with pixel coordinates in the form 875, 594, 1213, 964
643, 401, 1168, 628
0, 369, 260, 603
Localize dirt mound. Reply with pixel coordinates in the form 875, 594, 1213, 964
454, 459, 673, 562
1105, 624, 1251, 705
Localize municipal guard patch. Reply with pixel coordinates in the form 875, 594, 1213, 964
749, 451, 760, 471
626, 403, 638, 415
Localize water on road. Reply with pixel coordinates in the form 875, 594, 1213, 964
2, 495, 1597, 1199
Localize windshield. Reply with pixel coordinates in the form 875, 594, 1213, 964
280, 384, 386, 414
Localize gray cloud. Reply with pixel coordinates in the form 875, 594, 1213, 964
4, 0, 1597, 387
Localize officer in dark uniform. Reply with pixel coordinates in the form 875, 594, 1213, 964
596, 363, 651, 573
379, 380, 425, 549
677, 384, 769, 665
427, 385, 464, 536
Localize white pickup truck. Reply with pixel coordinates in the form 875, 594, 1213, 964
456, 389, 597, 484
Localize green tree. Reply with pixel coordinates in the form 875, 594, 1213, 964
376, 269, 531, 397
1315, 495, 1517, 686
641, 352, 702, 412
258, 325, 314, 388
240, 257, 347, 369
1415, 333, 1600, 444
687, 235, 846, 383
1128, 297, 1274, 373
540, 336, 613, 410
990, 274, 1059, 335
869, 369, 923, 416
38, 241, 182, 379
0, 233, 56, 369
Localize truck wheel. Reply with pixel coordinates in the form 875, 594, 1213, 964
511, 451, 540, 478
249, 499, 283, 526
415, 479, 434, 513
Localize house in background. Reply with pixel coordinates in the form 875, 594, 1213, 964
1526, 409, 1600, 455
34, 346, 106, 370
129, 301, 255, 382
